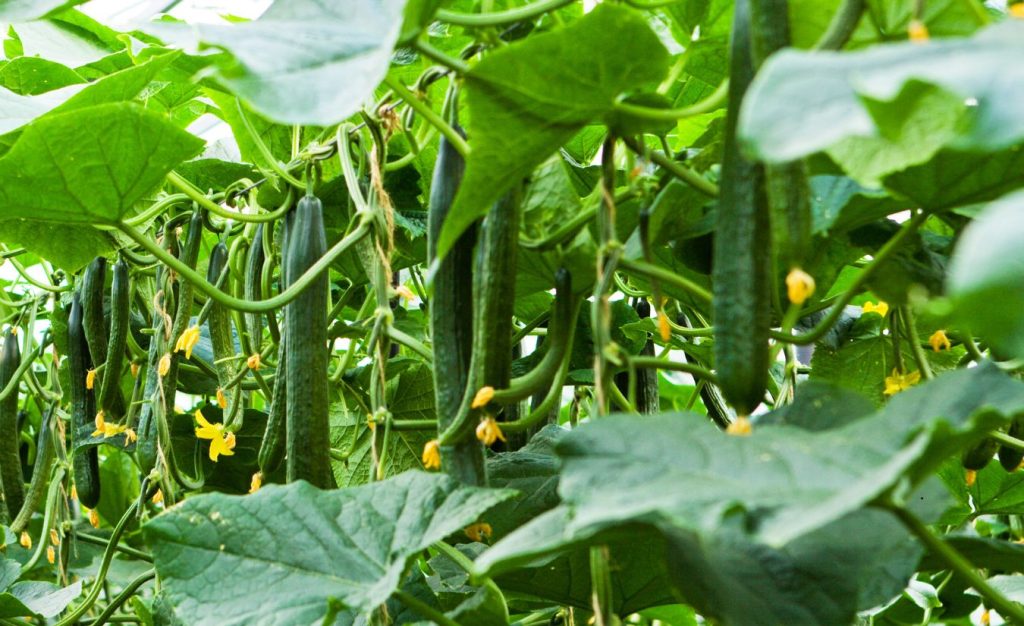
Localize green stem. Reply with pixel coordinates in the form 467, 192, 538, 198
991, 431, 1024, 453
813, 0, 865, 50
87, 569, 155, 626
117, 216, 372, 313
4, 252, 68, 293
235, 100, 305, 189
383, 75, 470, 158
123, 193, 190, 227
629, 355, 718, 384
613, 80, 728, 122
75, 533, 153, 562
387, 326, 433, 362
901, 306, 933, 381
436, 0, 574, 27
166, 172, 293, 223
415, 38, 471, 74
621, 136, 719, 197
618, 258, 712, 303
882, 503, 1024, 625
393, 590, 462, 626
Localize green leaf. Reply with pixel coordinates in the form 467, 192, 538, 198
0, 56, 83, 95
95, 449, 140, 527
0, 0, 88, 22
809, 175, 908, 234
882, 147, 1024, 211
948, 190, 1024, 360
144, 473, 514, 625
0, 581, 82, 619
0, 560, 19, 591
739, 21, 1024, 164
0, 102, 203, 225
919, 535, 1024, 573
150, 0, 408, 125
971, 575, 1024, 604
437, 3, 670, 259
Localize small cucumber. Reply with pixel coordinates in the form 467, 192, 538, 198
69, 292, 101, 509
0, 328, 23, 520
963, 437, 998, 471
998, 416, 1024, 472
98, 257, 130, 417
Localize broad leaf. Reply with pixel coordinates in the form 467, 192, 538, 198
144, 472, 514, 625
739, 21, 1024, 165
149, 0, 407, 125
0, 0, 88, 21
437, 3, 670, 259
948, 190, 1024, 360
0, 580, 82, 619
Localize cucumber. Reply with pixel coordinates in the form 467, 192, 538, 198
81, 257, 108, 387
750, 0, 812, 274
0, 328, 23, 520
8, 407, 55, 535
98, 257, 130, 417
206, 242, 237, 387
427, 127, 485, 484
258, 336, 287, 475
999, 416, 1024, 472
284, 195, 333, 488
963, 437, 998, 471
711, 0, 771, 416
69, 292, 101, 508
243, 225, 266, 354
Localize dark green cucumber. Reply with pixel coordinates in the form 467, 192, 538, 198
427, 128, 486, 484
98, 257, 130, 417
963, 437, 999, 471
81, 257, 109, 383
473, 189, 520, 392
0, 328, 23, 520
711, 0, 771, 416
284, 195, 333, 488
999, 416, 1024, 472
258, 336, 287, 475
243, 225, 266, 354
206, 242, 237, 386
750, 0, 812, 274
69, 292, 101, 508
9, 407, 55, 535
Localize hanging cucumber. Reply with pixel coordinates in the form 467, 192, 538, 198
243, 224, 266, 354
69, 292, 101, 509
98, 257, 130, 417
711, 0, 771, 416
284, 194, 333, 488
963, 437, 999, 471
206, 242, 237, 387
998, 416, 1024, 472
81, 258, 109, 382
259, 216, 292, 477
0, 328, 23, 520
427, 127, 485, 483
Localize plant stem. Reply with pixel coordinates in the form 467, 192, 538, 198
393, 590, 462, 626
813, 0, 865, 50
436, 0, 574, 27
384, 75, 470, 158
166, 172, 293, 223
621, 136, 719, 197
618, 258, 713, 303
613, 80, 728, 122
884, 503, 1024, 625
75, 533, 153, 562
87, 569, 156, 626
235, 100, 305, 189
629, 355, 718, 384
901, 306, 933, 380
415, 38, 471, 74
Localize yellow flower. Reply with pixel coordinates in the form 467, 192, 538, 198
91, 410, 106, 437
123, 428, 137, 446
88, 509, 100, 528
657, 310, 671, 342
422, 439, 441, 470
908, 19, 929, 42
366, 414, 377, 431
158, 353, 171, 377
785, 268, 816, 305
50, 529, 59, 546
174, 325, 201, 360
928, 330, 951, 352
862, 301, 889, 317
981, 608, 991, 625
726, 416, 752, 436
247, 353, 261, 370
194, 409, 236, 462
46, 546, 55, 564
152, 490, 164, 504
70, 485, 78, 501
250, 472, 263, 494
464, 522, 493, 542
85, 369, 96, 390
884, 369, 920, 396
1013, 3, 1024, 18
476, 417, 506, 447
216, 388, 228, 409
19, 531, 31, 549
395, 285, 415, 301
472, 386, 494, 409
130, 362, 140, 378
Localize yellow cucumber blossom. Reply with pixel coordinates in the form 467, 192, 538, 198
657, 310, 671, 342
216, 388, 228, 409
46, 546, 55, 564
175, 325, 201, 360
194, 409, 236, 462
476, 417, 506, 447
70, 485, 78, 501
88, 509, 100, 528
158, 352, 171, 377
250, 472, 263, 494
93, 410, 130, 439
124, 428, 137, 446
85, 369, 97, 390
92, 410, 106, 437
883, 369, 920, 396
928, 330, 951, 352
152, 490, 164, 504
472, 386, 495, 409
247, 353, 261, 370
1013, 3, 1024, 17
862, 301, 889, 317
422, 439, 441, 470
464, 522, 493, 542
19, 531, 31, 549
50, 529, 59, 546
130, 362, 141, 378
908, 19, 929, 42
394, 285, 415, 301
726, 416, 752, 436
785, 268, 816, 305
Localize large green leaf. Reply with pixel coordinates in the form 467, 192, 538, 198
144, 472, 514, 625
437, 3, 670, 259
150, 0, 407, 125
0, 0, 88, 21
947, 190, 1024, 360
739, 21, 1024, 165
0, 580, 82, 619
